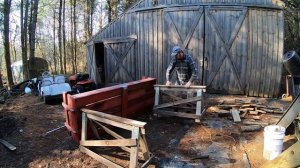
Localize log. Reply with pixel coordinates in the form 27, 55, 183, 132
240, 125, 261, 132
243, 121, 269, 126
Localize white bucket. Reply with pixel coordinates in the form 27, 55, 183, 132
263, 125, 286, 160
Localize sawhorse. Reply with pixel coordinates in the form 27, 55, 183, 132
153, 85, 206, 123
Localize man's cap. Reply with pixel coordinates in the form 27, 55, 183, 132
171, 46, 182, 57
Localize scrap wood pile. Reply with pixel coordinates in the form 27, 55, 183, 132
208, 99, 284, 132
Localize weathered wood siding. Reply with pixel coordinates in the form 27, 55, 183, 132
204, 7, 248, 94
86, 0, 284, 97
132, 0, 283, 9
247, 9, 284, 97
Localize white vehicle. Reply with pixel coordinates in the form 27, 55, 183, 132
38, 71, 72, 103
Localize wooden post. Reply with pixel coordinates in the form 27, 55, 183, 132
130, 127, 140, 168
154, 86, 160, 117
81, 112, 87, 141
154, 86, 160, 106
195, 89, 202, 123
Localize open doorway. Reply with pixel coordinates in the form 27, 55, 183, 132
94, 42, 105, 85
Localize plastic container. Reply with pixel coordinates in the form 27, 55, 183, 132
283, 51, 300, 76
263, 125, 286, 160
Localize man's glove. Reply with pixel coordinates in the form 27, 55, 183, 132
166, 81, 171, 86
185, 81, 192, 88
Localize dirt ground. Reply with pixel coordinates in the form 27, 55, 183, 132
0, 93, 297, 168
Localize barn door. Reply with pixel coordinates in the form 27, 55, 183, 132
204, 7, 248, 94
103, 35, 137, 83
164, 6, 205, 83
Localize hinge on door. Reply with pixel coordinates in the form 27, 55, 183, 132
199, 57, 208, 68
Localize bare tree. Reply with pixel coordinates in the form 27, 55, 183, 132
106, 0, 112, 22
28, 0, 39, 78
58, 0, 63, 74
84, 0, 95, 41
63, 0, 67, 74
21, 0, 30, 80
53, 9, 57, 74
2, 0, 14, 87
70, 0, 77, 74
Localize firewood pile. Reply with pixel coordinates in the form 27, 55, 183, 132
208, 99, 285, 132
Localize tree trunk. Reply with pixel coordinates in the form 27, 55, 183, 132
28, 0, 39, 78
53, 9, 57, 74
58, 0, 63, 74
21, 0, 29, 80
63, 0, 67, 74
84, 0, 91, 41
107, 0, 112, 23
90, 0, 95, 36
70, 0, 75, 74
73, 0, 77, 73
3, 0, 14, 88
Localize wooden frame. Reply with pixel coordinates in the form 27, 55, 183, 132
80, 108, 153, 168
153, 85, 206, 122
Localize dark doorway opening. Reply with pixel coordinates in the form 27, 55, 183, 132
94, 42, 105, 85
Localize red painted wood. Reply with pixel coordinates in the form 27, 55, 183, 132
63, 78, 156, 142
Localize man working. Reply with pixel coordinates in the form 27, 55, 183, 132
165, 46, 198, 87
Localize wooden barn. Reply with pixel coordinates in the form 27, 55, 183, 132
86, 0, 284, 98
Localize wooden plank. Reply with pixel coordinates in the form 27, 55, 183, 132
158, 9, 163, 83
87, 114, 134, 131
80, 146, 123, 168
153, 10, 158, 83
195, 89, 202, 122
0, 139, 16, 151
227, 8, 247, 49
182, 8, 204, 49
274, 10, 284, 97
270, 11, 278, 97
255, 9, 263, 97
82, 108, 146, 128
261, 141, 300, 168
246, 9, 254, 96
102, 34, 137, 44
245, 115, 262, 120
154, 87, 160, 106
249, 111, 259, 115
81, 139, 137, 147
145, 11, 150, 77
240, 125, 261, 132
231, 109, 241, 122
243, 121, 269, 126
154, 84, 206, 89
139, 129, 150, 160
155, 110, 201, 119
81, 113, 87, 141
153, 96, 202, 109
129, 127, 140, 168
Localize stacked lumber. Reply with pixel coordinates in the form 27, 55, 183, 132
208, 99, 285, 132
